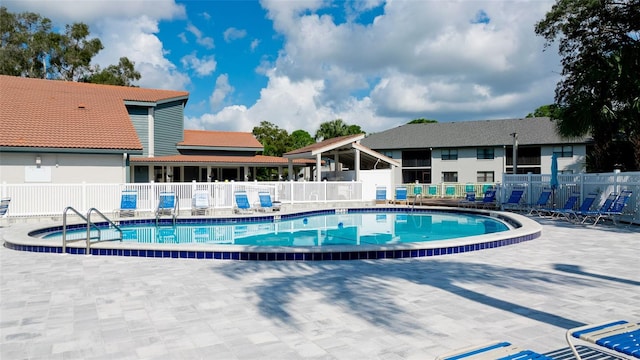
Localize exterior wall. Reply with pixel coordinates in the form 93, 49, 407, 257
431, 147, 506, 184
0, 152, 126, 184
154, 101, 184, 156
127, 106, 150, 156
541, 144, 587, 174
387, 144, 587, 185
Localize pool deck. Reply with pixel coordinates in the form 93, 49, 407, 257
1, 216, 639, 359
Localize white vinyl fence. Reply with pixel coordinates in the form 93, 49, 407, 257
0, 181, 364, 218
503, 171, 640, 224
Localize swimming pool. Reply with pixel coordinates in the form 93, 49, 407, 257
42, 211, 510, 246
4, 207, 542, 261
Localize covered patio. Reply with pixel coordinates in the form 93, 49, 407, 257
283, 134, 400, 181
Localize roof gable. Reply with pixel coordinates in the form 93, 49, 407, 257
0, 75, 189, 151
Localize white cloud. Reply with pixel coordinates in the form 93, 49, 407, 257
4, 0, 191, 91
180, 53, 217, 77
223, 27, 247, 42
91, 16, 190, 90
3, 0, 185, 24
209, 74, 234, 110
250, 39, 260, 52
186, 23, 215, 49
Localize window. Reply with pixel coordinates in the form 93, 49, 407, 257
402, 150, 431, 167
553, 145, 573, 157
442, 172, 458, 182
477, 148, 494, 159
381, 151, 394, 158
402, 169, 431, 184
477, 171, 494, 182
441, 149, 458, 160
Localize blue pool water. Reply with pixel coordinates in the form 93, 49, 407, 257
44, 211, 510, 247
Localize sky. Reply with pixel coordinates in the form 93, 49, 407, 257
5, 0, 562, 136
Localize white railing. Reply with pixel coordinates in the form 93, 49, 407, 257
0, 181, 365, 218
502, 171, 640, 224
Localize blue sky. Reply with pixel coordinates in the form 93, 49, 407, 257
5, 0, 561, 135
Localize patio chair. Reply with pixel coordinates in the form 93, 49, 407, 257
501, 187, 525, 211
191, 190, 212, 216
427, 185, 438, 197
458, 191, 476, 208
585, 189, 633, 225
445, 185, 456, 197
234, 191, 253, 214
566, 320, 640, 359
0, 197, 10, 218
526, 188, 552, 216
375, 186, 388, 204
473, 187, 497, 209
549, 192, 596, 222
436, 341, 553, 360
155, 191, 177, 223
115, 190, 137, 217
257, 191, 279, 212
544, 192, 580, 219
576, 192, 618, 224
0, 197, 10, 227
394, 186, 408, 205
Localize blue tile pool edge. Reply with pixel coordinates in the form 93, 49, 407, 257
3, 230, 542, 260
4, 207, 542, 261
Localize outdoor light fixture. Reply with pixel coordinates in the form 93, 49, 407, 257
35, 156, 41, 166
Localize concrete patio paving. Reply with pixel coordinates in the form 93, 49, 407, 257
1, 217, 638, 359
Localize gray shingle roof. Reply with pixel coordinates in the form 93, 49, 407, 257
361, 117, 592, 150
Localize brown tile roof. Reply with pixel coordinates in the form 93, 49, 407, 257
131, 154, 314, 165
0, 75, 188, 151
179, 130, 263, 149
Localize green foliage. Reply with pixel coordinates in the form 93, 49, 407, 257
252, 121, 290, 157
314, 119, 365, 141
0, 7, 140, 86
525, 104, 560, 118
407, 118, 438, 124
84, 57, 141, 86
535, 0, 640, 171
289, 130, 315, 150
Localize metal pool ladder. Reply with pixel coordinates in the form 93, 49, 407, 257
62, 207, 123, 254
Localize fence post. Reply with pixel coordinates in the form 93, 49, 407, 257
81, 182, 87, 212
150, 181, 156, 214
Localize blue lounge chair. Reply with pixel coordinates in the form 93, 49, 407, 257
428, 185, 438, 197
526, 188, 552, 215
458, 191, 476, 208
577, 192, 618, 224
375, 186, 387, 204
436, 341, 553, 360
191, 190, 212, 216
258, 191, 278, 212
0, 197, 10, 226
473, 187, 497, 209
156, 191, 177, 223
115, 190, 137, 217
551, 192, 596, 222
501, 188, 525, 211
234, 191, 253, 213
0, 197, 10, 218
566, 320, 640, 359
545, 192, 580, 220
587, 189, 633, 225
394, 186, 407, 205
